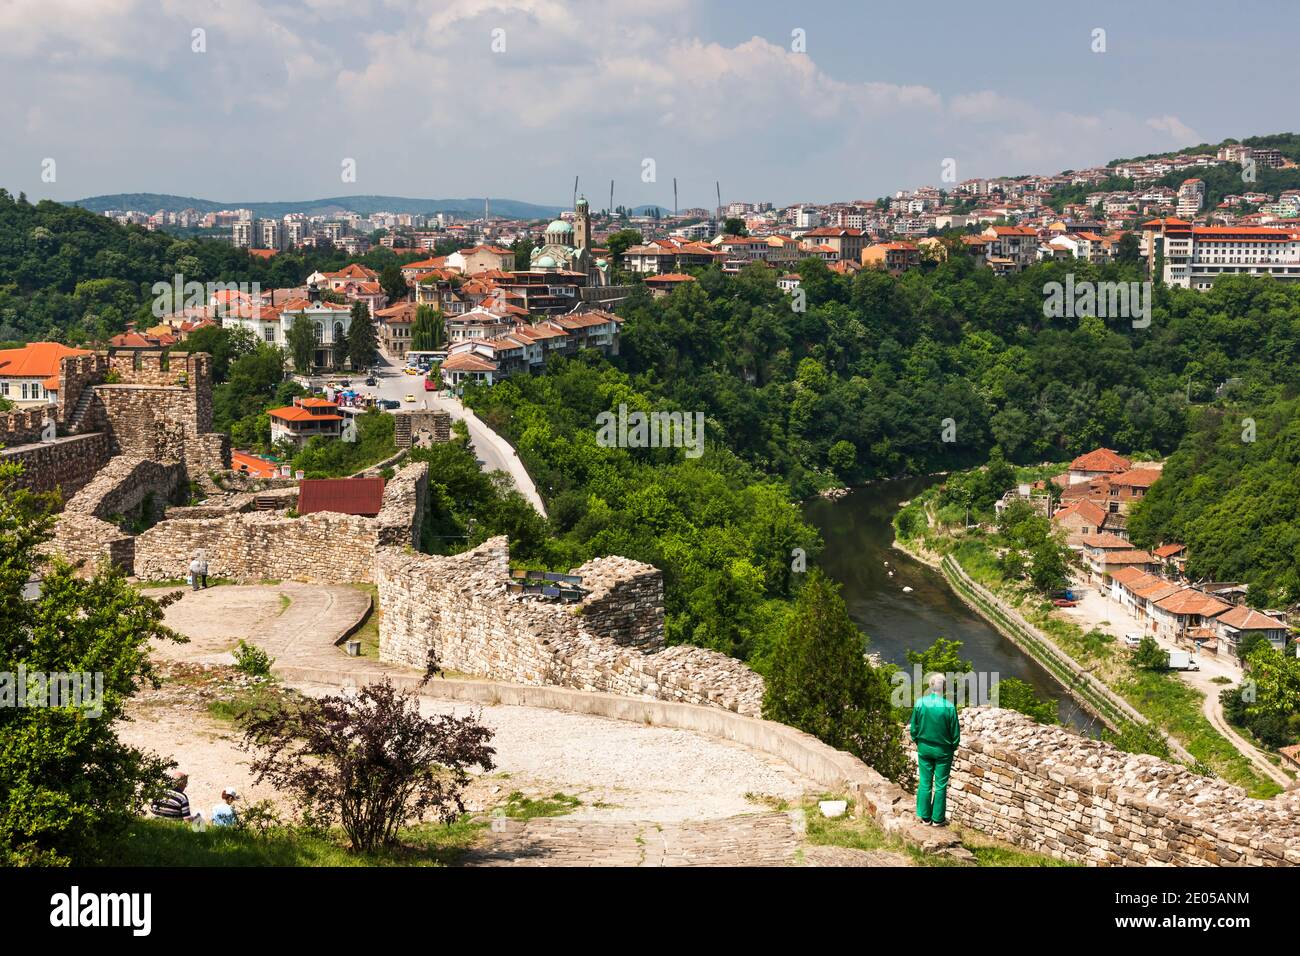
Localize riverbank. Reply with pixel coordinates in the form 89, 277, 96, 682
892, 506, 1283, 798
803, 479, 1097, 734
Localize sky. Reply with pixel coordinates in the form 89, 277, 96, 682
1, 0, 1297, 210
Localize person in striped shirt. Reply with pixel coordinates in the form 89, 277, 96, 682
150, 769, 199, 823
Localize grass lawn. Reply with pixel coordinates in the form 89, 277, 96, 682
107, 817, 486, 867
800, 797, 1074, 867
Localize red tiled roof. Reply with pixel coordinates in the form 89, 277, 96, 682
441, 352, 498, 372
1154, 589, 1232, 617
1111, 468, 1162, 488
231, 451, 280, 478
1153, 543, 1186, 558
1079, 533, 1133, 549
297, 477, 386, 517
1070, 447, 1132, 473
0, 342, 91, 389
1215, 605, 1284, 630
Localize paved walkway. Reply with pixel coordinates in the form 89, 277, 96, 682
142, 582, 374, 669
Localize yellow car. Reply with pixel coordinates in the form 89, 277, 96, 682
404, 394, 416, 403
403, 367, 419, 375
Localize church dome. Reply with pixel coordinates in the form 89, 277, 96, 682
536, 254, 559, 268
545, 219, 573, 235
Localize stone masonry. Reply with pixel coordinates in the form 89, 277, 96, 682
132, 462, 428, 582
376, 536, 765, 716
941, 708, 1300, 866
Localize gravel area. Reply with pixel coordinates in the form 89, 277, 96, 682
291, 681, 818, 822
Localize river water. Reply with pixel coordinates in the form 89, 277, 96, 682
804, 477, 1097, 734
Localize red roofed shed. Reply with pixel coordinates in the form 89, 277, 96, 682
297, 477, 386, 517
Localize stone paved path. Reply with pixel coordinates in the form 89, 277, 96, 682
142, 582, 374, 669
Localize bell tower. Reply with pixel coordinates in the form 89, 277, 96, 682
574, 196, 591, 252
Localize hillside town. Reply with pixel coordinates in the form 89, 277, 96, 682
100, 141, 1300, 294
996, 446, 1294, 666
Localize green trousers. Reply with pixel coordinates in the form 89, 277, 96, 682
916, 752, 953, 824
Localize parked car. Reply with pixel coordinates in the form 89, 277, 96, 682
404, 394, 416, 403
1123, 633, 1143, 648
378, 399, 400, 410
1052, 598, 1077, 607
365, 377, 377, 386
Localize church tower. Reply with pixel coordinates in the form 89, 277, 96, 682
574, 195, 591, 252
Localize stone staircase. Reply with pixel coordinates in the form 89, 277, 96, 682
62, 386, 99, 435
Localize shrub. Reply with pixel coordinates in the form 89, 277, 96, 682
233, 640, 275, 679
240, 676, 495, 852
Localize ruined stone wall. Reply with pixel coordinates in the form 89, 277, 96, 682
393, 409, 451, 449
57, 353, 108, 431
132, 462, 428, 582
940, 708, 1300, 866
1, 433, 113, 500
45, 456, 187, 571
0, 406, 54, 446
573, 555, 664, 648
376, 537, 764, 716
96, 384, 227, 474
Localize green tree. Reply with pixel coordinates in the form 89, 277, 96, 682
0, 460, 182, 864
992, 678, 1059, 724
379, 264, 408, 302
722, 217, 748, 237
1131, 636, 1170, 670
763, 569, 910, 783
286, 316, 316, 374
348, 301, 378, 370
411, 305, 445, 351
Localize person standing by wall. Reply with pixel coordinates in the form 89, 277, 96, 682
909, 673, 960, 827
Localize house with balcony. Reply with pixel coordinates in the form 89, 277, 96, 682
268, 397, 344, 448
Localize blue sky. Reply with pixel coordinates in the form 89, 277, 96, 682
1, 0, 1295, 210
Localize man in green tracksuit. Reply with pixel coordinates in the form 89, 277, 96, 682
909, 673, 961, 826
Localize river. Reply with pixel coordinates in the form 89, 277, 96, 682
804, 477, 1098, 734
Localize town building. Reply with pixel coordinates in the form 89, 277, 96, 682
0, 342, 91, 408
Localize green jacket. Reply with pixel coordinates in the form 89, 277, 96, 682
909, 691, 960, 759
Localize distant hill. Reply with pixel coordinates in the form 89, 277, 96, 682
1105, 132, 1300, 168
71, 193, 567, 220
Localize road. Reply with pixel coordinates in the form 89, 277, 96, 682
1059, 578, 1293, 789
361, 350, 548, 517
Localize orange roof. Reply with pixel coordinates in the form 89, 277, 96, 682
231, 451, 280, 478
248, 248, 278, 259
1079, 533, 1132, 549
1054, 499, 1107, 527
1108, 566, 1150, 587
1101, 549, 1155, 565
644, 273, 697, 283
1215, 605, 1283, 630
0, 342, 91, 389
441, 352, 497, 372
1154, 589, 1232, 617
1070, 447, 1132, 473
1111, 468, 1161, 488
1153, 543, 1185, 558
268, 406, 343, 423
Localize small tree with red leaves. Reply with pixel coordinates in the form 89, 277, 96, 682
241, 677, 495, 853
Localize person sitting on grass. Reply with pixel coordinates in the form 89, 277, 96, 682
908, 672, 961, 827
211, 787, 239, 827
150, 769, 199, 823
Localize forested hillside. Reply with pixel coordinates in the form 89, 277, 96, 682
0, 191, 416, 343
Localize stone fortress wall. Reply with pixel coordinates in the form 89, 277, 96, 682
1, 349, 230, 501
945, 709, 1300, 866
376, 537, 766, 717
375, 535, 1300, 867
132, 462, 428, 583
